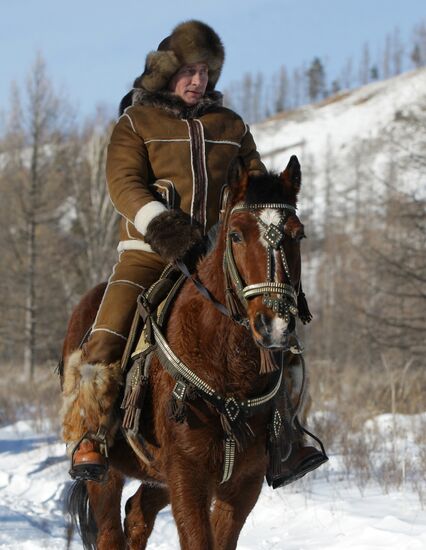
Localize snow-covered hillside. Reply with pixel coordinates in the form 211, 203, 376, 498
1, 417, 425, 549
252, 68, 426, 221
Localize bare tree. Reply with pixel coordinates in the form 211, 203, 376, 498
241, 73, 254, 123
411, 21, 426, 68
252, 72, 264, 123
0, 54, 70, 378
359, 43, 371, 86
63, 107, 118, 288
391, 27, 404, 76
291, 67, 303, 108
340, 57, 354, 90
275, 66, 289, 113
382, 33, 392, 79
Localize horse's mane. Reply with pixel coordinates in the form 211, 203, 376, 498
245, 172, 297, 206
205, 222, 220, 254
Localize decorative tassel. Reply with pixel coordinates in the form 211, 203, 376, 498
259, 348, 280, 374
297, 289, 312, 324
219, 411, 254, 452
225, 288, 246, 322
168, 381, 190, 423
168, 396, 188, 423
121, 376, 148, 432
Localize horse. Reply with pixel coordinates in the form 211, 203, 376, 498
64, 155, 308, 550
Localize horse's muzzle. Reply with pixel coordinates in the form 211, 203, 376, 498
253, 312, 290, 349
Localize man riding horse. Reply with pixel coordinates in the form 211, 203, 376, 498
61, 19, 326, 486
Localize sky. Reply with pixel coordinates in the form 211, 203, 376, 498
1, 0, 425, 120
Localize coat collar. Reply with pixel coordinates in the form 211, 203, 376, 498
131, 89, 223, 119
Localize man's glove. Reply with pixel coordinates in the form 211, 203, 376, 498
144, 209, 205, 269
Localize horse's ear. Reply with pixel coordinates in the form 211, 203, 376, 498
228, 158, 249, 204
280, 155, 301, 196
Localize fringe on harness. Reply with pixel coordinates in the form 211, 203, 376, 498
219, 411, 254, 452
121, 354, 152, 433
121, 375, 149, 432
259, 348, 280, 374
167, 380, 197, 423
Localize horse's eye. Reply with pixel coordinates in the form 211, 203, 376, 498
230, 231, 243, 243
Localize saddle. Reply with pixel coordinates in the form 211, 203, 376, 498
119, 264, 185, 435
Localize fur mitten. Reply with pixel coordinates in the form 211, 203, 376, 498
144, 209, 205, 267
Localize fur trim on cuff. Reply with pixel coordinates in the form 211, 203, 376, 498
61, 349, 123, 445
134, 201, 167, 235
144, 209, 204, 264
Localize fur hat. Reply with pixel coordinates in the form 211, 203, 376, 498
135, 20, 225, 93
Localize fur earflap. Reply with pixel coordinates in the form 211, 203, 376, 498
61, 349, 123, 446
137, 20, 225, 93
136, 50, 181, 93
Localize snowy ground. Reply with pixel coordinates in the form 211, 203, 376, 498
0, 418, 425, 550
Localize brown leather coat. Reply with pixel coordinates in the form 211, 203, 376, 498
106, 90, 266, 252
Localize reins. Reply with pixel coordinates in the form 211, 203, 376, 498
175, 259, 232, 320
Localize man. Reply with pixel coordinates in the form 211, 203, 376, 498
61, 19, 326, 485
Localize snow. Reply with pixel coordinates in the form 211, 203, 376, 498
252, 67, 426, 224
0, 417, 425, 549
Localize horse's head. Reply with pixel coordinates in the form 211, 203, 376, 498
223, 156, 305, 352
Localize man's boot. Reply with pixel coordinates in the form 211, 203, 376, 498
267, 441, 328, 489
266, 416, 328, 489
70, 436, 108, 482
61, 349, 122, 483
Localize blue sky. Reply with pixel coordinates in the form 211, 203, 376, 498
1, 0, 425, 119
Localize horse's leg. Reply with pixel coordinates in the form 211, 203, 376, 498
124, 483, 170, 550
167, 459, 214, 550
211, 470, 264, 550
86, 469, 126, 550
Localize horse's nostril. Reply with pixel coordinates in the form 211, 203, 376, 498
254, 312, 272, 336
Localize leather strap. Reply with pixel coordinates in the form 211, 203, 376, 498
175, 260, 231, 318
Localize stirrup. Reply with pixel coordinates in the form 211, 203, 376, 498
69, 429, 109, 483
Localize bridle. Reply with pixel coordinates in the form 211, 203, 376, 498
222, 201, 300, 328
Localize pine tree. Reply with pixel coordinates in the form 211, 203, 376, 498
306, 58, 326, 102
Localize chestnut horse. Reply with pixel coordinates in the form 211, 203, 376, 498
65, 156, 307, 549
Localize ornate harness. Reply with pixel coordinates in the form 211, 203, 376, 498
121, 201, 308, 483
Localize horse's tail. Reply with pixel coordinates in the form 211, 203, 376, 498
66, 480, 98, 550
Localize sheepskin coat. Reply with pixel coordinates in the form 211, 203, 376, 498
106, 89, 266, 253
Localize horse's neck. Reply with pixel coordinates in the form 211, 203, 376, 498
171, 237, 266, 398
